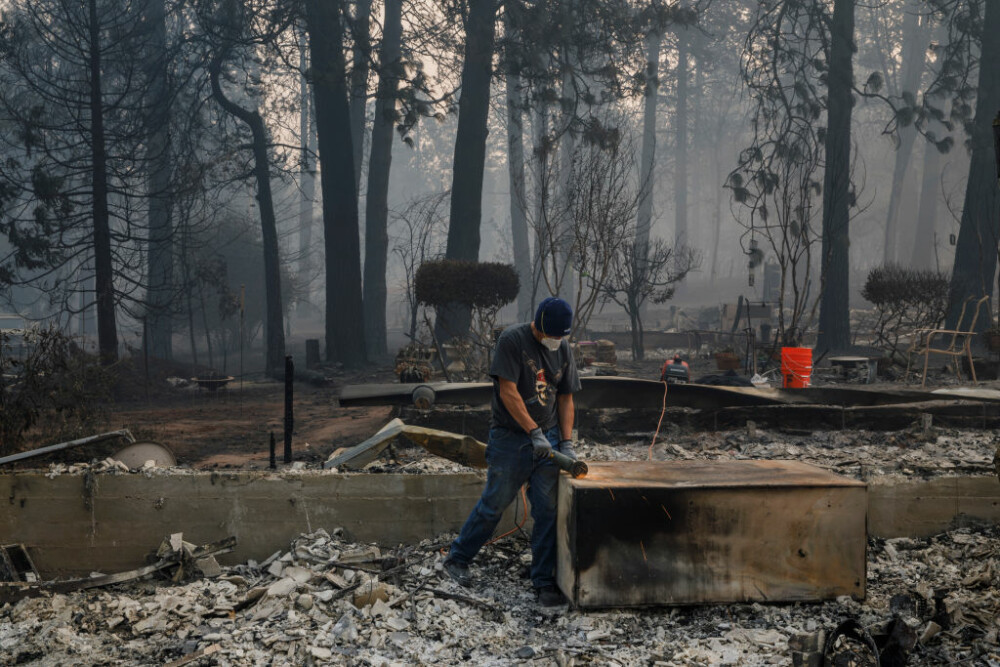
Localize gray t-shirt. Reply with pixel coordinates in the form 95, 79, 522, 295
489, 322, 582, 432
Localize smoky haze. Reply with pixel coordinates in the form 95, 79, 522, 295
0, 0, 995, 372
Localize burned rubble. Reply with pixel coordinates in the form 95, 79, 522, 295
2, 523, 999, 666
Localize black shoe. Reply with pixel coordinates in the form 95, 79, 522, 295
443, 557, 472, 587
536, 585, 567, 607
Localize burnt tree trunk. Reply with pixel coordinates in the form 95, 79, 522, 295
504, 10, 532, 323
437, 0, 496, 341
142, 0, 173, 361
305, 0, 367, 366
882, 4, 928, 263
816, 0, 855, 353
349, 0, 372, 195
636, 29, 661, 275
674, 28, 689, 248
362, 0, 402, 359
88, 0, 119, 364
298, 32, 317, 311
945, 0, 1000, 331
209, 55, 286, 376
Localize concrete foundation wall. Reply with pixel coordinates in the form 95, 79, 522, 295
1, 470, 998, 579
0, 471, 492, 578
868, 475, 1000, 538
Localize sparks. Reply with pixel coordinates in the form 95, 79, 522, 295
661, 504, 672, 519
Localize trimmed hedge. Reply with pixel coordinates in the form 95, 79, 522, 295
415, 260, 519, 309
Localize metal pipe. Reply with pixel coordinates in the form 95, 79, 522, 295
0, 430, 135, 466
284, 355, 293, 464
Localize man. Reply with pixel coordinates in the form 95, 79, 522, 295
442, 296, 581, 607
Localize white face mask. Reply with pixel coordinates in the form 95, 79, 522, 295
540, 336, 562, 351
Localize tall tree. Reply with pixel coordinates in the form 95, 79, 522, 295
732, 0, 867, 349
503, 8, 533, 323
436, 0, 497, 340
207, 23, 285, 375
816, 0, 855, 352
881, 2, 930, 263
349, 0, 372, 194
674, 27, 690, 248
910, 99, 948, 269
635, 29, 662, 272
304, 0, 367, 365
297, 31, 317, 312
86, 0, 119, 362
141, 0, 174, 361
0, 0, 152, 363
362, 0, 403, 358
943, 0, 1000, 330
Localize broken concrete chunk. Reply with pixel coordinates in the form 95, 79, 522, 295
308, 645, 332, 659
133, 611, 169, 634
282, 566, 314, 584
195, 557, 222, 578
385, 616, 409, 631
339, 546, 381, 564
370, 598, 391, 618
265, 578, 296, 598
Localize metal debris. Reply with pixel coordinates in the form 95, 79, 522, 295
0, 429, 135, 466
0, 534, 235, 604
0, 545, 38, 583
324, 419, 487, 471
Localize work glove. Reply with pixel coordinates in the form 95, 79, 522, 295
557, 439, 578, 460
529, 427, 553, 459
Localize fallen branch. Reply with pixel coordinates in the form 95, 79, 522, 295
423, 587, 495, 610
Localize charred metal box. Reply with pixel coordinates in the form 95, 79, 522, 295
556, 460, 866, 608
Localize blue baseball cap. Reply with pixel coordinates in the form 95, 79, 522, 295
534, 297, 573, 336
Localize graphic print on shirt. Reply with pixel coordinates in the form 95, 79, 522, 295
524, 354, 562, 407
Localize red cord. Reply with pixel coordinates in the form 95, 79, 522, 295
485, 485, 529, 546
648, 380, 669, 461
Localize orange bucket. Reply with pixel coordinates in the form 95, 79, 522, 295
781, 347, 813, 388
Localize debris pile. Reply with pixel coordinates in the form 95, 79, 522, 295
346, 424, 1000, 481
2, 525, 999, 665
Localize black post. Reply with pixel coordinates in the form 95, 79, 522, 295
269, 431, 276, 469
994, 112, 1000, 328
284, 355, 294, 463
142, 315, 149, 403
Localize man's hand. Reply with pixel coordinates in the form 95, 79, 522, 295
529, 428, 553, 459
557, 439, 578, 460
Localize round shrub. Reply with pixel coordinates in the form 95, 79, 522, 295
415, 260, 519, 309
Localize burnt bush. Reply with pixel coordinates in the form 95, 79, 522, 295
414, 260, 519, 309
861, 264, 949, 363
415, 260, 519, 380
0, 326, 114, 453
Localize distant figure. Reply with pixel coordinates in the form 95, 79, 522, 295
660, 354, 690, 384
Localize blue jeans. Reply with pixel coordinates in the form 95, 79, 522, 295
448, 425, 563, 589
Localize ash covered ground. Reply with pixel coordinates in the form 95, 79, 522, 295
3, 524, 1000, 666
